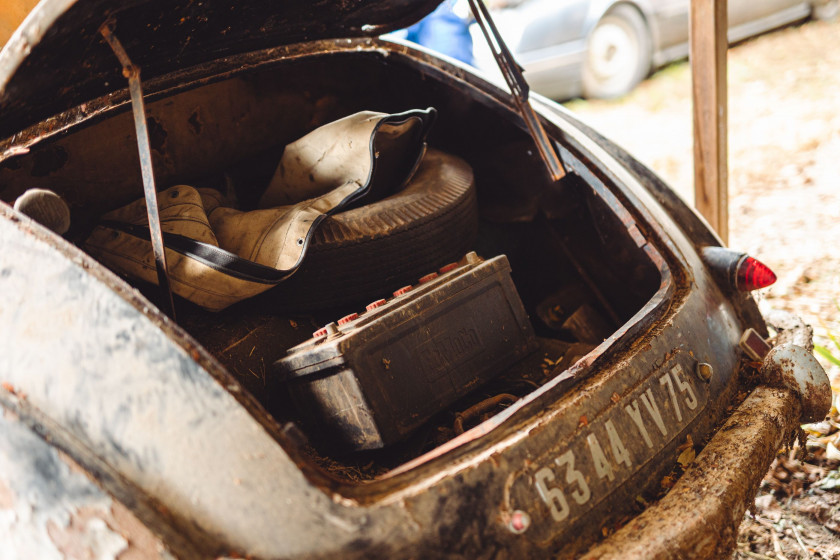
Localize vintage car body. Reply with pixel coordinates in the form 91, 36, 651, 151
0, 0, 830, 559
474, 0, 835, 99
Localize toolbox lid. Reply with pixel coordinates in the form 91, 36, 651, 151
0, 0, 441, 139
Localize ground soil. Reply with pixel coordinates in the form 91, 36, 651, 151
565, 16, 840, 560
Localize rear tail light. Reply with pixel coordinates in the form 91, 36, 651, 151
701, 247, 777, 292
735, 256, 777, 291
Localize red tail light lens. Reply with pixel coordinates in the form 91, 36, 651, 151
701, 247, 777, 292
735, 256, 777, 291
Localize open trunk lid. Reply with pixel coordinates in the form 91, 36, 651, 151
0, 0, 441, 139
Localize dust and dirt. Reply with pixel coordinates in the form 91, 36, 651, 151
565, 15, 840, 560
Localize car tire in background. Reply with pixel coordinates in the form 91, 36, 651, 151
581, 4, 652, 99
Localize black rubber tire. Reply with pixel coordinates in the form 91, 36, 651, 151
266, 149, 478, 312
581, 5, 652, 99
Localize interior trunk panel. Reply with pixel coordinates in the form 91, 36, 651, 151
0, 50, 663, 478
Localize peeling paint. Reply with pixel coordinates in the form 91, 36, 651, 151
47, 515, 128, 560
0, 411, 120, 559
0, 408, 174, 560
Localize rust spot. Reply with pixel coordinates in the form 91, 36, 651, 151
109, 500, 172, 560
46, 509, 121, 559
187, 108, 203, 135
0, 478, 16, 509
578, 415, 588, 428
30, 145, 68, 177
146, 117, 168, 155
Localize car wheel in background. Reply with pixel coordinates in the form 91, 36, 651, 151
581, 5, 652, 99
812, 0, 839, 21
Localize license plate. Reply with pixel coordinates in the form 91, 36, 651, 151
507, 351, 708, 540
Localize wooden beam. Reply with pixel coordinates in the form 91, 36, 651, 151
690, 0, 728, 244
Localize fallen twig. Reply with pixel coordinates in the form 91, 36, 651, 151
788, 521, 811, 560
736, 546, 777, 560
771, 527, 790, 560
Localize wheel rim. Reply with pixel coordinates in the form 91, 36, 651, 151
586, 18, 640, 88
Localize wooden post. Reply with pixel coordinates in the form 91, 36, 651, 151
690, 0, 728, 244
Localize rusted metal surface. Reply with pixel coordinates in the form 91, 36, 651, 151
534, 94, 769, 337
579, 334, 831, 559
0, 23, 785, 560
0, 206, 372, 559
0, 402, 175, 559
766, 308, 815, 350
453, 394, 519, 435
100, 23, 175, 318
761, 344, 831, 423
581, 386, 800, 560
0, 159, 746, 559
0, 0, 444, 137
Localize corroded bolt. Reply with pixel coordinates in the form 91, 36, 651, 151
696, 362, 713, 382
508, 510, 531, 534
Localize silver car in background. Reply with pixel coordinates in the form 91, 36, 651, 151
473, 0, 838, 99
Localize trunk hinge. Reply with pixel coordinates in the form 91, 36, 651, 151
467, 0, 566, 182
99, 23, 176, 320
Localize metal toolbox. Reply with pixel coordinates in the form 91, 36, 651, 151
274, 252, 537, 451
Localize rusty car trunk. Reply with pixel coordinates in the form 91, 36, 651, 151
0, 40, 666, 470
0, 1, 828, 558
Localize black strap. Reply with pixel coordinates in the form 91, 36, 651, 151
98, 110, 438, 286
100, 220, 320, 285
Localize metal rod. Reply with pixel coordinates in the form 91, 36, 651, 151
468, 0, 566, 182
100, 24, 176, 319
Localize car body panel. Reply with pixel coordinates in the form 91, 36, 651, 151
0, 399, 175, 559
0, 0, 823, 557
0, 0, 443, 139
0, 36, 761, 557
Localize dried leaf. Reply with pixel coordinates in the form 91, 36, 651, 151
826, 442, 840, 461
678, 446, 696, 467
816, 470, 840, 491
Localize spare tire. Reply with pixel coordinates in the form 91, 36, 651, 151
267, 148, 478, 311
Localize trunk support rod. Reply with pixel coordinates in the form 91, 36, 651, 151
468, 0, 566, 182
100, 23, 176, 319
